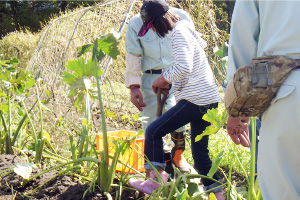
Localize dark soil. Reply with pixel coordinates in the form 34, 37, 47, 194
0, 154, 143, 200
0, 154, 247, 200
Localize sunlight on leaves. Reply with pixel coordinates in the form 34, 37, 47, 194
42, 131, 51, 143
105, 110, 116, 118
120, 114, 129, 121
83, 78, 92, 89
0, 59, 35, 94
78, 32, 120, 61
195, 126, 218, 142
132, 114, 140, 121
208, 192, 217, 200
202, 105, 227, 128
40, 103, 50, 111
214, 43, 228, 58
45, 90, 51, 97
137, 129, 144, 135
196, 104, 228, 142
64, 57, 102, 78
96, 33, 120, 59
138, 116, 149, 124
82, 118, 88, 126
62, 57, 102, 111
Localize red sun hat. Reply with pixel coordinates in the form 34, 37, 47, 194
138, 0, 169, 37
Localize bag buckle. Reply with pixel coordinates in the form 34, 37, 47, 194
251, 62, 273, 87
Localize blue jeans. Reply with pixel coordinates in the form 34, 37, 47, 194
144, 100, 219, 186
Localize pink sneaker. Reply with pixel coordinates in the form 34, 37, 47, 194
128, 170, 169, 195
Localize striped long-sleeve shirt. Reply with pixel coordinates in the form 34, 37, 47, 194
163, 21, 221, 106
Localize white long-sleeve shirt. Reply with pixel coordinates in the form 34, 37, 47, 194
227, 0, 300, 82
163, 21, 220, 106
227, 1, 300, 199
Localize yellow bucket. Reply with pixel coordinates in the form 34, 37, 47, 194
96, 130, 145, 174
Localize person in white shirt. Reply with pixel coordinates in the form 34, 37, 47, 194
128, 1, 224, 199
226, 1, 300, 199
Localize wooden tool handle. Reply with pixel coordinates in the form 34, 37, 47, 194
156, 88, 168, 118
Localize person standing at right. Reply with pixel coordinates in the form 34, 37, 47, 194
226, 1, 300, 199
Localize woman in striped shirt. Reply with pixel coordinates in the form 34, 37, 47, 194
129, 1, 224, 199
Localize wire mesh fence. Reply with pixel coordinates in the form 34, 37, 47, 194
25, 1, 140, 132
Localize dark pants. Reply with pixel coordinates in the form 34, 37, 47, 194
144, 100, 219, 186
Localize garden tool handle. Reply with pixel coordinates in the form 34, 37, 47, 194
156, 88, 168, 118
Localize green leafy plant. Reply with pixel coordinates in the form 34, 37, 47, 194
11, 31, 129, 197
195, 104, 228, 143
85, 32, 122, 193
63, 31, 136, 195
62, 32, 119, 160
195, 104, 262, 200
0, 58, 35, 154
0, 58, 57, 166
211, 43, 228, 86
63, 56, 99, 160
23, 85, 49, 164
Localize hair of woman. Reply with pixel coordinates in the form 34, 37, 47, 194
153, 10, 181, 37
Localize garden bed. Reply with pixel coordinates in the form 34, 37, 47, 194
0, 154, 248, 200
0, 154, 142, 200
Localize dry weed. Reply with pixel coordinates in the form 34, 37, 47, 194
0, 29, 40, 70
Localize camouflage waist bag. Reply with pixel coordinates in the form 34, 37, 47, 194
224, 55, 300, 117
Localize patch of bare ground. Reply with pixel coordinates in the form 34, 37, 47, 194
0, 154, 143, 200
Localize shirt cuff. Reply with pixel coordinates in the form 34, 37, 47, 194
125, 53, 142, 88
163, 70, 172, 84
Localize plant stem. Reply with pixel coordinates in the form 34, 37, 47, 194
28, 157, 103, 182
12, 99, 38, 146
226, 145, 235, 199
22, 98, 38, 147
77, 89, 90, 159
6, 90, 12, 154
0, 110, 8, 154
94, 64, 108, 165
249, 117, 257, 200
83, 89, 90, 157
0, 111, 8, 133
35, 86, 45, 164
93, 58, 109, 191
69, 135, 76, 160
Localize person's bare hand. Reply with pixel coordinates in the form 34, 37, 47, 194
130, 85, 146, 111
227, 116, 250, 147
152, 73, 171, 94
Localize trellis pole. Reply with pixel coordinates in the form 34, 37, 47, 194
99, 0, 137, 85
